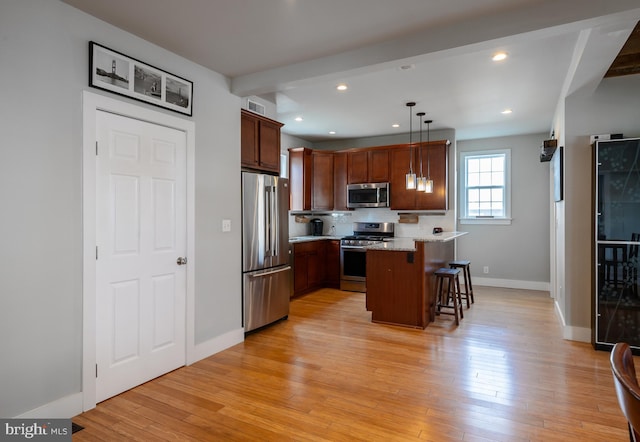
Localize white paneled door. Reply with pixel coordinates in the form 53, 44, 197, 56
95, 110, 187, 403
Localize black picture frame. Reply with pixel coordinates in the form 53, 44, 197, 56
89, 41, 193, 116
553, 146, 563, 202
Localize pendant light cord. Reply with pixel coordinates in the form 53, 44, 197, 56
426, 119, 432, 179
417, 112, 425, 177
406, 102, 415, 173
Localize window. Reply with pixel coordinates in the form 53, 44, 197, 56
460, 149, 511, 224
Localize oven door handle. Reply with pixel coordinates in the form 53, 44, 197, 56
341, 245, 366, 250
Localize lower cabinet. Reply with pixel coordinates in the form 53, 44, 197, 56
292, 239, 341, 296
325, 240, 341, 287
293, 241, 326, 296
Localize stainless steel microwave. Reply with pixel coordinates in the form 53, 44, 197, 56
347, 182, 389, 208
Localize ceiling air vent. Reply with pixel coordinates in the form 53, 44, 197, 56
247, 99, 265, 116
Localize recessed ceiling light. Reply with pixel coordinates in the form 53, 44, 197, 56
501, 108, 512, 114
294, 116, 304, 122
392, 123, 400, 128
329, 131, 336, 135
492, 52, 508, 62
336, 84, 348, 91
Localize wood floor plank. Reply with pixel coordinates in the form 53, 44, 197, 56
74, 286, 632, 441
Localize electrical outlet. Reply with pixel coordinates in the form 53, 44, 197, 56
222, 219, 231, 232
483, 266, 489, 274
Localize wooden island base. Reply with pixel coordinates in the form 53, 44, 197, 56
365, 240, 454, 328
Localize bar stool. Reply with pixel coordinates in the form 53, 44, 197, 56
434, 268, 464, 325
449, 260, 474, 307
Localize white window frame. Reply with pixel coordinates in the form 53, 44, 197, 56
459, 148, 512, 225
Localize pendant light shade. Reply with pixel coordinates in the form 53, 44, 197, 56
406, 172, 416, 189
424, 119, 434, 193
405, 102, 416, 189
425, 178, 434, 193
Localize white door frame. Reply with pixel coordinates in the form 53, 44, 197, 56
82, 91, 195, 411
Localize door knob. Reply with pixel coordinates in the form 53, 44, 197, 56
176, 257, 188, 265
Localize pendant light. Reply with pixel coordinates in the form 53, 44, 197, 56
405, 102, 416, 190
416, 112, 427, 191
424, 119, 434, 193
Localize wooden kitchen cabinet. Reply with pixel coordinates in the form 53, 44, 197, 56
325, 240, 341, 287
390, 141, 449, 211
415, 142, 448, 210
312, 151, 334, 210
289, 148, 336, 211
366, 248, 425, 327
333, 152, 349, 211
241, 109, 283, 174
293, 240, 326, 296
347, 148, 389, 184
366, 240, 454, 328
288, 147, 313, 211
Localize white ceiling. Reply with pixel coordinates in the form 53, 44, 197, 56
62, 0, 640, 142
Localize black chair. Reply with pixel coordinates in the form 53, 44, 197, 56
610, 342, 640, 441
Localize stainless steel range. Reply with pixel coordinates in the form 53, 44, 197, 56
340, 222, 394, 292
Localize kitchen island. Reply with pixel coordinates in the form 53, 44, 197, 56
365, 232, 467, 328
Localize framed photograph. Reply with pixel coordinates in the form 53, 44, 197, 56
89, 41, 193, 116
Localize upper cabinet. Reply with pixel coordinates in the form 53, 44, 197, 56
287, 141, 448, 212
312, 151, 334, 211
390, 141, 449, 211
288, 147, 313, 211
347, 149, 389, 184
333, 152, 349, 211
241, 109, 284, 175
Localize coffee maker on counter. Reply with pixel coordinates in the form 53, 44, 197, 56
310, 219, 324, 236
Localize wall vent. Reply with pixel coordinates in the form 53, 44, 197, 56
247, 99, 265, 116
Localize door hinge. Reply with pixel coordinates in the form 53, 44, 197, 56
95, 364, 98, 378
95, 141, 98, 156
96, 246, 98, 260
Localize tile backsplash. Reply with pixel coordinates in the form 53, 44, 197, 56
289, 208, 455, 237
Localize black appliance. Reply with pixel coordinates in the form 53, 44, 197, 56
340, 222, 394, 292
593, 138, 640, 352
310, 219, 324, 236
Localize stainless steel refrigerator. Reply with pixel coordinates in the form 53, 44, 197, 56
242, 171, 291, 332
594, 138, 640, 351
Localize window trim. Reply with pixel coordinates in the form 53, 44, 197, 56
459, 148, 512, 225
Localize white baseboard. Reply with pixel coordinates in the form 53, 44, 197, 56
473, 277, 550, 292
16, 392, 83, 419
16, 329, 244, 418
563, 325, 591, 343
188, 327, 245, 365
553, 300, 591, 342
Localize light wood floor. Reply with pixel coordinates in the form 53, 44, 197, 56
73, 286, 630, 441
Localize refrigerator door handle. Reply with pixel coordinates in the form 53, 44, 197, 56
248, 266, 291, 278
264, 186, 272, 257
271, 185, 279, 257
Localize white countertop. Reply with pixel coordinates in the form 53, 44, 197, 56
366, 232, 468, 251
288, 235, 342, 243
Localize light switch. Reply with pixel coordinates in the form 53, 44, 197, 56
222, 219, 231, 232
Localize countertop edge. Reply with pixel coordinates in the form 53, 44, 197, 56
366, 232, 468, 251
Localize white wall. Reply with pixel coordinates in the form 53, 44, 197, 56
0, 0, 242, 417
457, 133, 551, 289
